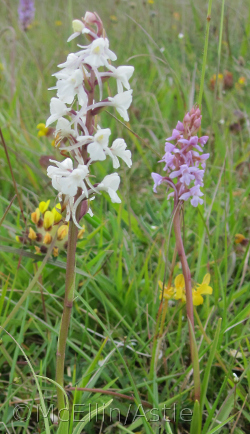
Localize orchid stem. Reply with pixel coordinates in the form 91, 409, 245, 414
173, 204, 200, 401
56, 219, 78, 415
56, 72, 96, 417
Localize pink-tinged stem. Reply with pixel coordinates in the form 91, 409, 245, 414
173, 203, 200, 401
173, 206, 194, 329
56, 218, 79, 414
56, 71, 97, 418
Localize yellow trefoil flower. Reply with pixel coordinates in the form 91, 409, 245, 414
158, 281, 174, 300
31, 208, 40, 225
43, 233, 52, 245
109, 15, 118, 23
28, 227, 37, 241
238, 76, 246, 86
53, 247, 59, 257
57, 225, 69, 241
77, 226, 85, 239
37, 123, 49, 137
235, 233, 246, 244
158, 273, 213, 306
192, 274, 213, 306
39, 200, 50, 214
52, 203, 62, 223
174, 274, 186, 302
43, 211, 54, 230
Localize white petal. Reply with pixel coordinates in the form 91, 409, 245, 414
110, 138, 132, 168
98, 173, 121, 202
87, 142, 106, 161
67, 32, 81, 43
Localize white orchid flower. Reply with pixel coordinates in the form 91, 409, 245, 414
46, 98, 70, 127
47, 158, 89, 198
97, 173, 121, 203
108, 90, 133, 122
81, 37, 117, 68
106, 138, 132, 168
55, 69, 87, 106
110, 65, 134, 93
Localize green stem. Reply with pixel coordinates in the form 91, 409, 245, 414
173, 205, 200, 401
149, 304, 162, 381
149, 246, 177, 380
56, 219, 79, 414
198, 0, 213, 107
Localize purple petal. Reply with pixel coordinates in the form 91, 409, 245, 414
169, 169, 181, 179
194, 144, 203, 152
176, 121, 184, 131
200, 153, 210, 160
191, 196, 199, 207
189, 136, 198, 146
165, 142, 175, 152
179, 191, 191, 201
198, 136, 209, 146
166, 129, 180, 141
151, 172, 163, 193
167, 192, 174, 199
178, 139, 190, 145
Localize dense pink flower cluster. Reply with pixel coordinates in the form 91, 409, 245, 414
18, 0, 35, 31
152, 106, 209, 207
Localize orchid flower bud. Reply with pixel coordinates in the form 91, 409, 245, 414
72, 19, 84, 33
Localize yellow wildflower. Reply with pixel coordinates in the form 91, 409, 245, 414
52, 203, 62, 223
37, 123, 49, 137
77, 226, 85, 239
174, 274, 186, 302
235, 233, 246, 244
31, 208, 40, 225
209, 73, 224, 90
43, 233, 52, 245
53, 247, 59, 257
235, 76, 246, 91
57, 225, 69, 241
43, 211, 54, 230
148, 0, 154, 3
234, 233, 248, 246
192, 274, 213, 306
55, 20, 62, 26
110, 15, 118, 23
238, 76, 246, 86
28, 227, 37, 241
39, 200, 50, 214
158, 281, 174, 300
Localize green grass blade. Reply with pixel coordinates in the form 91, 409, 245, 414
200, 318, 222, 414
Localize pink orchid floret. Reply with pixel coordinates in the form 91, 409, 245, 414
152, 173, 164, 193
151, 106, 209, 207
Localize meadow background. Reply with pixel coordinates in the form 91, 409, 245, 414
0, 0, 250, 432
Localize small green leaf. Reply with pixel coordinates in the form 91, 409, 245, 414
190, 400, 201, 434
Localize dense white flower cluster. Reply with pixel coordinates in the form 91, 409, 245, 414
46, 12, 134, 227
